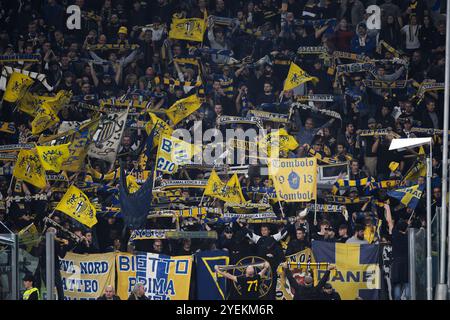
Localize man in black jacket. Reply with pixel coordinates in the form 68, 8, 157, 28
281, 262, 336, 300
286, 227, 310, 256
320, 283, 342, 300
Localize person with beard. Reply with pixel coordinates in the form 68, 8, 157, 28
281, 262, 336, 300
351, 22, 376, 56
286, 227, 310, 256
256, 81, 277, 106
320, 283, 341, 300
346, 223, 368, 244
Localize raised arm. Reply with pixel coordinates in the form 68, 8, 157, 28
258, 261, 271, 277
215, 265, 238, 282
89, 61, 99, 87
384, 203, 394, 234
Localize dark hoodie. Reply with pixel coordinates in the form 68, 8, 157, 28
285, 269, 331, 300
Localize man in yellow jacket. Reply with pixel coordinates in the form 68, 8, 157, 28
22, 274, 39, 300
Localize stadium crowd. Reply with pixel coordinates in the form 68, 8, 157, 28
0, 0, 448, 300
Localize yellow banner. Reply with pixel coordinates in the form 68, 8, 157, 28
204, 170, 245, 203
31, 103, 60, 135
116, 252, 193, 300
4, 72, 34, 102
59, 252, 116, 300
145, 112, 173, 147
283, 62, 318, 91
13, 148, 47, 189
61, 118, 99, 172
126, 175, 140, 193
268, 157, 317, 202
156, 134, 201, 174
165, 94, 202, 125
36, 144, 70, 172
169, 17, 206, 42
55, 185, 97, 228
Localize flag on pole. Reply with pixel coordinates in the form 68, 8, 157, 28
36, 144, 70, 172
13, 149, 47, 189
169, 13, 207, 42
387, 184, 425, 210
165, 94, 202, 125
55, 185, 98, 228
3, 72, 34, 102
203, 170, 245, 203
145, 112, 173, 146
31, 103, 60, 135
283, 62, 318, 91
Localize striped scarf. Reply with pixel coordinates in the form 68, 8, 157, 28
1, 66, 56, 92
363, 79, 407, 89
154, 76, 202, 88
324, 196, 372, 204
86, 44, 140, 51
332, 177, 375, 194
295, 94, 337, 102
303, 144, 341, 164
0, 54, 41, 63
358, 129, 401, 139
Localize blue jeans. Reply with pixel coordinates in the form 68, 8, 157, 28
393, 283, 410, 300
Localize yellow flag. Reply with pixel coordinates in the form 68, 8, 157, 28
18, 93, 54, 117
36, 144, 70, 172
204, 170, 245, 203
13, 149, 47, 189
283, 62, 318, 91
4, 72, 34, 102
56, 185, 97, 228
126, 175, 140, 194
145, 112, 173, 146
18, 90, 72, 117
61, 118, 100, 172
403, 160, 427, 182
261, 128, 299, 157
156, 134, 202, 174
165, 94, 202, 125
169, 16, 206, 42
268, 157, 317, 202
18, 223, 41, 252
44, 90, 73, 113
31, 103, 60, 135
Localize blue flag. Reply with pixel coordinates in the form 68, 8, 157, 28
312, 241, 380, 300
195, 250, 230, 300
387, 183, 424, 210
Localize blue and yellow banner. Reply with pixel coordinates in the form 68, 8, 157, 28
116, 252, 193, 300
312, 241, 380, 300
387, 183, 424, 210
195, 250, 229, 300
59, 252, 116, 300
268, 158, 317, 202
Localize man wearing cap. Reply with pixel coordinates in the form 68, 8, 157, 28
22, 274, 39, 300
281, 262, 336, 300
117, 26, 129, 44
321, 283, 341, 300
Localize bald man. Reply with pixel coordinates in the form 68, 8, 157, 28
97, 285, 121, 300
215, 262, 270, 300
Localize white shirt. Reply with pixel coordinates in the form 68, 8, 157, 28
401, 24, 421, 49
